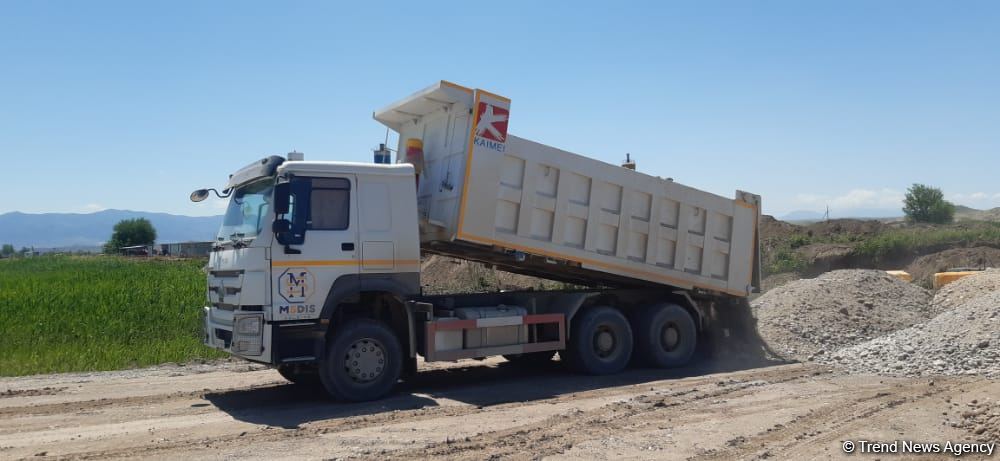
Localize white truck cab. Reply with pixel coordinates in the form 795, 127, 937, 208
195, 81, 760, 402
201, 157, 421, 373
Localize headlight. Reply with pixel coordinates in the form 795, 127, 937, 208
235, 315, 262, 335
232, 314, 264, 355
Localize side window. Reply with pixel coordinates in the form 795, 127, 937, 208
308, 178, 351, 230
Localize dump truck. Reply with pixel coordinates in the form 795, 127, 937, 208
192, 81, 762, 401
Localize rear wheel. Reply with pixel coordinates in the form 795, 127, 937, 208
502, 351, 556, 367
563, 306, 633, 375
319, 319, 402, 402
633, 303, 697, 368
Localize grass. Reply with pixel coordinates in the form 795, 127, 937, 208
853, 222, 1000, 261
0, 255, 224, 376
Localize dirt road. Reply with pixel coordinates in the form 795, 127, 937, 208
1, 358, 996, 460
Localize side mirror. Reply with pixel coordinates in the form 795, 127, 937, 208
274, 183, 290, 214
273, 219, 291, 235
190, 189, 210, 202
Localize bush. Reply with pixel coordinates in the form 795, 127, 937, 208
765, 248, 808, 275
105, 218, 158, 253
903, 184, 955, 224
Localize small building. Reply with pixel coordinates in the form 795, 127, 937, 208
159, 241, 213, 258
119, 245, 153, 256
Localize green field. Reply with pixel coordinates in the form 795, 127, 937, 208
0, 256, 224, 376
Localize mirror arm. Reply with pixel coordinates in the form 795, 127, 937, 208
283, 245, 301, 255
208, 188, 231, 199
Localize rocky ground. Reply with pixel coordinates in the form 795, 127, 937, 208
821, 291, 999, 377
957, 399, 1000, 443
752, 270, 936, 361
758, 269, 1000, 380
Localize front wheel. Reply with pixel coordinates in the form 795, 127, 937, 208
563, 306, 633, 375
319, 319, 403, 402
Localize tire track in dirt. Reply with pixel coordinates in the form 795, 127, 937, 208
14, 365, 820, 460
371, 365, 826, 460
691, 378, 983, 461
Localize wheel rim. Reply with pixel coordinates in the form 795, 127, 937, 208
593, 326, 617, 358
661, 321, 681, 352
344, 338, 386, 383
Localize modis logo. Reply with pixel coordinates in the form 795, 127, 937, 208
278, 268, 314, 303
475, 102, 509, 142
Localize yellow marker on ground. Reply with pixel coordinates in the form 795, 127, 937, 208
933, 271, 980, 289
885, 270, 912, 282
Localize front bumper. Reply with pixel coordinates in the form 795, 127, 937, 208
203, 306, 273, 364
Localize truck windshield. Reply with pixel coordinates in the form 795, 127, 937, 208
217, 179, 273, 243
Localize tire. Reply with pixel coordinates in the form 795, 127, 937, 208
633, 303, 697, 368
319, 318, 403, 402
502, 351, 556, 367
563, 306, 633, 375
276, 364, 322, 387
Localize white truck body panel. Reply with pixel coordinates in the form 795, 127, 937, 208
376, 81, 760, 296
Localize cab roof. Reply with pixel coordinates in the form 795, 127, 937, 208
277, 161, 414, 178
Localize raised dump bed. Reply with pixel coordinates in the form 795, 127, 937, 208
375, 81, 760, 296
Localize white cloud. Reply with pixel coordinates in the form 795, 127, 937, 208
947, 192, 1000, 209
80, 203, 106, 212
794, 188, 904, 210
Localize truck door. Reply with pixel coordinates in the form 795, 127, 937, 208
272, 175, 359, 321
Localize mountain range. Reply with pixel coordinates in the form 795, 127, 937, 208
779, 208, 904, 222
0, 210, 223, 249
781, 205, 1000, 223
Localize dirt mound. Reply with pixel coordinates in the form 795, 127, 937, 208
420, 255, 562, 294
933, 268, 1000, 311
758, 215, 801, 240
752, 270, 934, 361
824, 291, 1000, 378
906, 248, 1000, 288
804, 219, 888, 239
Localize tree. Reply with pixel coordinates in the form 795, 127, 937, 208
903, 184, 955, 224
1, 244, 14, 257
104, 218, 157, 253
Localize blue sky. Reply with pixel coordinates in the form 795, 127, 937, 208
1, 1, 998, 217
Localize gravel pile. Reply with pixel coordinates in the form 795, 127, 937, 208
752, 270, 935, 361
819, 291, 1000, 377
932, 268, 1000, 311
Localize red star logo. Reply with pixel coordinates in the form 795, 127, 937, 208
475, 102, 509, 142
